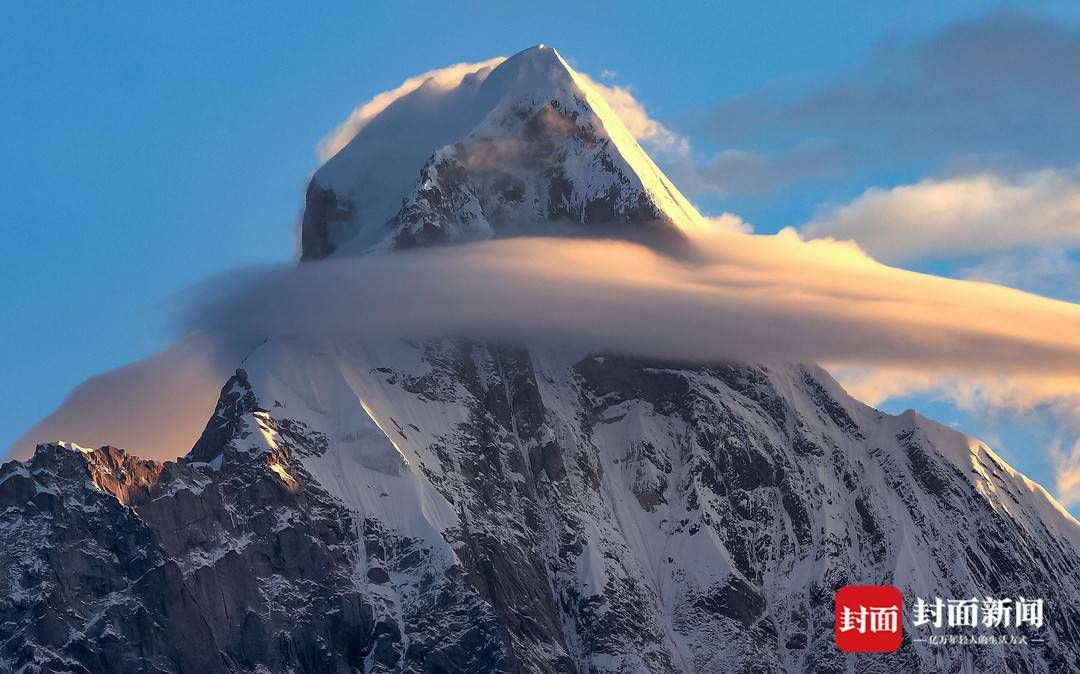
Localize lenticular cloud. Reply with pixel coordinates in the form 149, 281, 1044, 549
14, 226, 1080, 462
177, 228, 1080, 378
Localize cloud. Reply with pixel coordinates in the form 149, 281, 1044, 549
571, 71, 846, 197
164, 226, 1080, 509
1052, 437, 1080, 507
7, 333, 244, 461
674, 142, 851, 197
804, 169, 1080, 263
960, 248, 1080, 302
573, 70, 689, 158
12, 226, 1080, 480
703, 213, 752, 234
173, 223, 1080, 512
173, 229, 1080, 380
318, 57, 507, 161
831, 367, 1080, 419
698, 11, 1080, 193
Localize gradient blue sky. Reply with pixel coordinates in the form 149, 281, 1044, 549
4, 2, 1080, 512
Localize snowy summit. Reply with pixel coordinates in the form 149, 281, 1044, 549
302, 45, 706, 258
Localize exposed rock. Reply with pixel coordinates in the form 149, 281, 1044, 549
3, 344, 1079, 673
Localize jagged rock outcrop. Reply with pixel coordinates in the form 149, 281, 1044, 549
0, 435, 377, 673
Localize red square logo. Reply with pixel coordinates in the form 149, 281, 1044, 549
835, 585, 903, 653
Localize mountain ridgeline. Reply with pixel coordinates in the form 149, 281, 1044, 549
3, 46, 1079, 674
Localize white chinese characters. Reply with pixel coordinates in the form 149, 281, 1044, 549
838, 604, 900, 634
912, 597, 1043, 629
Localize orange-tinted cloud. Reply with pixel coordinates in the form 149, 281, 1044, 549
805, 170, 1080, 262
178, 228, 1080, 378
7, 332, 241, 462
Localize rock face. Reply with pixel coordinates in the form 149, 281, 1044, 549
3, 341, 1080, 673
0, 437, 373, 673
4, 43, 1080, 674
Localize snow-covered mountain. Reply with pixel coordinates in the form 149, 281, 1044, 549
3, 46, 1080, 674
301, 45, 705, 258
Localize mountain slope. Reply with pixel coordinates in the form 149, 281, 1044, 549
4, 340, 1080, 673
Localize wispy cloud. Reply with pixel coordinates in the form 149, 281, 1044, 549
694, 11, 1080, 194
960, 248, 1080, 302
674, 142, 851, 197
804, 169, 1080, 263
7, 333, 244, 462
1052, 437, 1080, 507
832, 367, 1080, 419
573, 70, 689, 158
318, 57, 507, 161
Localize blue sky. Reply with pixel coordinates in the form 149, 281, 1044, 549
4, 2, 1080, 512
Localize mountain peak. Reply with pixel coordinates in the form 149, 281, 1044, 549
510, 43, 559, 61
301, 46, 705, 259
488, 43, 569, 85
